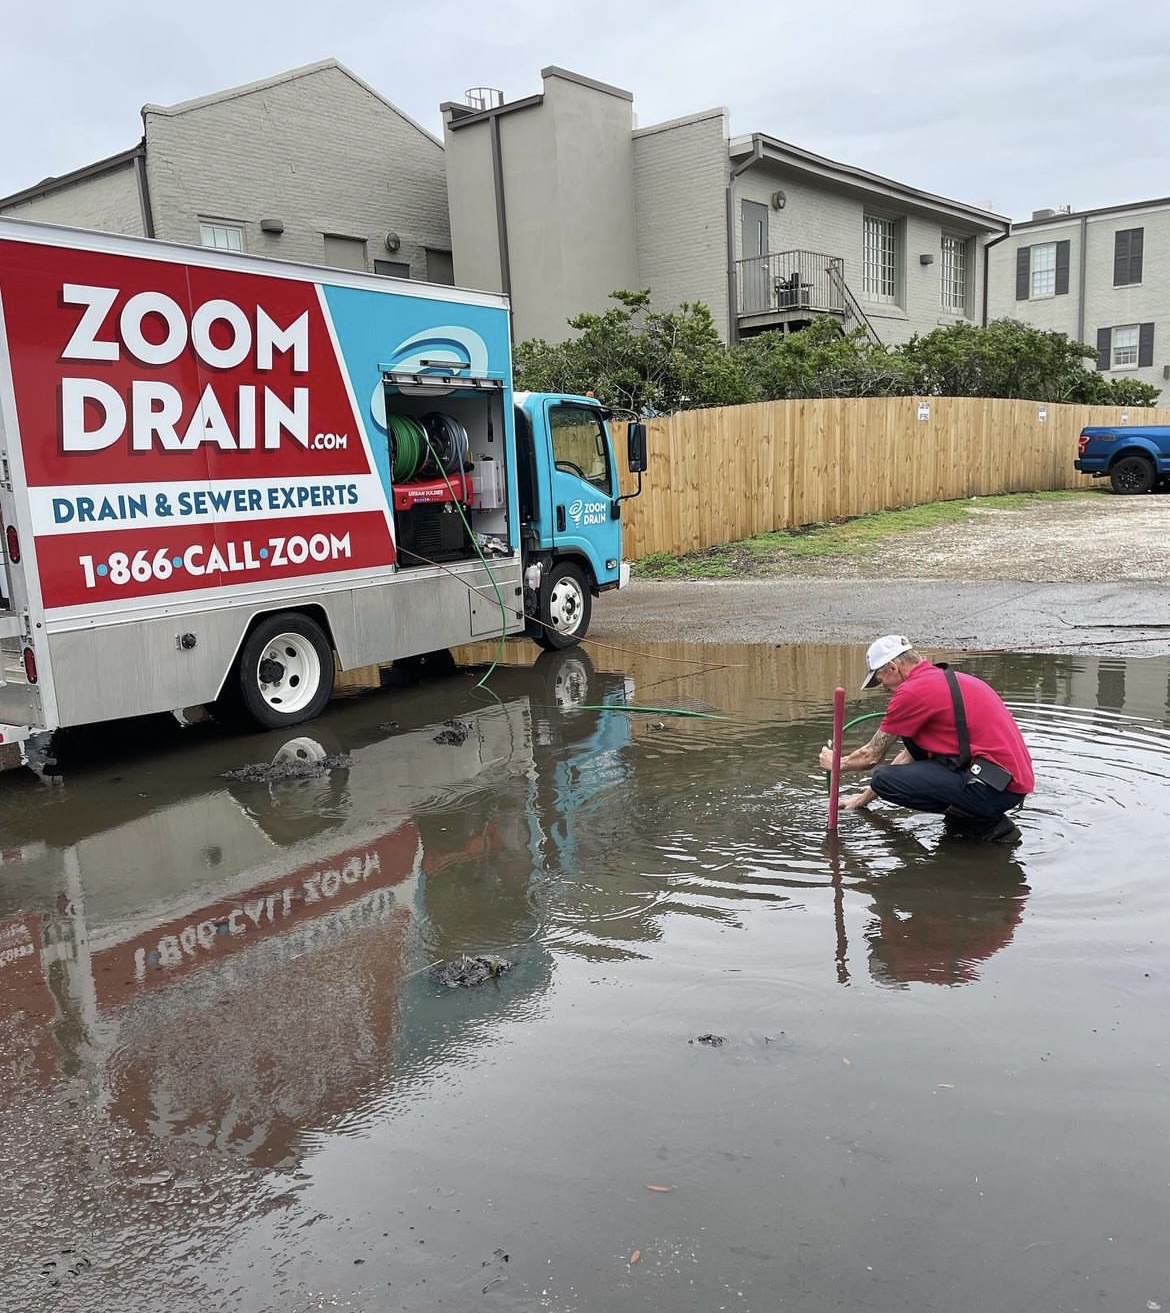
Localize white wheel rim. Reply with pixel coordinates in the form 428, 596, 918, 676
255, 634, 321, 714
548, 577, 585, 635
551, 657, 590, 707
270, 735, 329, 766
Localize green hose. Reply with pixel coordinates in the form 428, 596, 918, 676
843, 711, 885, 733
388, 413, 425, 482
567, 703, 728, 719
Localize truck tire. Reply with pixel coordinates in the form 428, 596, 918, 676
534, 647, 597, 708
535, 561, 591, 650
234, 613, 335, 729
1110, 455, 1155, 495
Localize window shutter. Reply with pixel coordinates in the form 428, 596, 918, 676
1015, 247, 1030, 300
1096, 327, 1111, 371
1114, 228, 1145, 285
1054, 240, 1070, 295
1138, 322, 1155, 368
1113, 230, 1130, 285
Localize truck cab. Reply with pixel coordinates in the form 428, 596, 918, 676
514, 392, 645, 649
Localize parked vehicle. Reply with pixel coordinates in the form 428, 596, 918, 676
1075, 424, 1170, 494
0, 219, 646, 757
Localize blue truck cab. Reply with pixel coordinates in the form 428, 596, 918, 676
1075, 425, 1170, 494
514, 392, 646, 648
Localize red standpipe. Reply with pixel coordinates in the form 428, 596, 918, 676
828, 685, 845, 832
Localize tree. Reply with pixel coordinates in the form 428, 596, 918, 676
515, 300, 1163, 411
731, 317, 915, 399
895, 319, 1161, 405
512, 290, 754, 416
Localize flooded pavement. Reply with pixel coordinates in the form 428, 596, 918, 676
2, 641, 1169, 1313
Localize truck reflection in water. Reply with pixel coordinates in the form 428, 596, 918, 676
0, 648, 635, 1172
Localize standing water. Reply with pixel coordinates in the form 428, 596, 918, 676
1, 642, 1167, 1312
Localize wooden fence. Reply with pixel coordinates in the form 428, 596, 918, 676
616, 397, 1170, 560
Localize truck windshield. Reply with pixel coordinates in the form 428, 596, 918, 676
549, 403, 612, 497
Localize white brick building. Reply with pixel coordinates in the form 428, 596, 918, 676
442, 68, 1010, 346
0, 60, 453, 283
987, 198, 1170, 403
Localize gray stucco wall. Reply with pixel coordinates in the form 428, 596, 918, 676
444, 116, 505, 294
0, 158, 145, 234
632, 110, 730, 338
444, 69, 639, 344
987, 205, 1170, 402
142, 63, 449, 279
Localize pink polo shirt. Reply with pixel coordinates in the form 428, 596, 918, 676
879, 662, 1035, 795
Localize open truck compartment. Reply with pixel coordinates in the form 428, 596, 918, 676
380, 372, 510, 568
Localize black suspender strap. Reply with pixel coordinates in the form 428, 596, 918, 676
941, 665, 972, 769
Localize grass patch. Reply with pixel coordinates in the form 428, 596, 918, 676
633, 490, 1095, 579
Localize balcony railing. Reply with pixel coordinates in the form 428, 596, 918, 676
736, 249, 846, 318
735, 249, 880, 344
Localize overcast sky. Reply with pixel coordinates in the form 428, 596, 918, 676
4, 0, 1170, 220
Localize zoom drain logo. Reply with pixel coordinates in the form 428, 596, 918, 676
568, 498, 608, 527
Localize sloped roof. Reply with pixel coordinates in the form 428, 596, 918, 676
731, 132, 1009, 231
142, 57, 442, 149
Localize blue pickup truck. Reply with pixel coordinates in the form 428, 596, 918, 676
1075, 425, 1170, 494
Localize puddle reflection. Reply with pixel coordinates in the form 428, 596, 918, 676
2, 641, 1170, 1312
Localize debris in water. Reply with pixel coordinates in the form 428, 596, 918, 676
221, 753, 349, 783
628, 1249, 641, 1265
431, 955, 513, 988
646, 1184, 674, 1193
433, 720, 470, 746
692, 1033, 725, 1046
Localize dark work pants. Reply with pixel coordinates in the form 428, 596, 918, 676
870, 759, 1025, 820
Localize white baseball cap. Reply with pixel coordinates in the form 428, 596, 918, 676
862, 635, 913, 690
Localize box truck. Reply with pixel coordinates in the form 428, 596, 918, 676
0, 219, 645, 756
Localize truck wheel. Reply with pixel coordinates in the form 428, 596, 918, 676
535, 562, 591, 650
235, 613, 335, 729
1110, 455, 1155, 494
534, 647, 597, 708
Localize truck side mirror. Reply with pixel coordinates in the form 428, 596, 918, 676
627, 421, 647, 474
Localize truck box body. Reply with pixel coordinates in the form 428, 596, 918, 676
0, 219, 633, 749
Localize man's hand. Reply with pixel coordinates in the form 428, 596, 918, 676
840, 790, 874, 810
818, 744, 835, 770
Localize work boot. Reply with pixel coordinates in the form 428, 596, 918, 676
944, 813, 1021, 844
975, 815, 1022, 844
942, 807, 981, 837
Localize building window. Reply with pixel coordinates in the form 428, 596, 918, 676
863, 216, 897, 302
323, 234, 368, 271
1096, 322, 1154, 371
1112, 324, 1140, 368
199, 223, 244, 252
1015, 240, 1070, 299
1113, 228, 1144, 286
425, 248, 455, 285
374, 259, 411, 278
940, 235, 968, 313
1031, 243, 1057, 296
